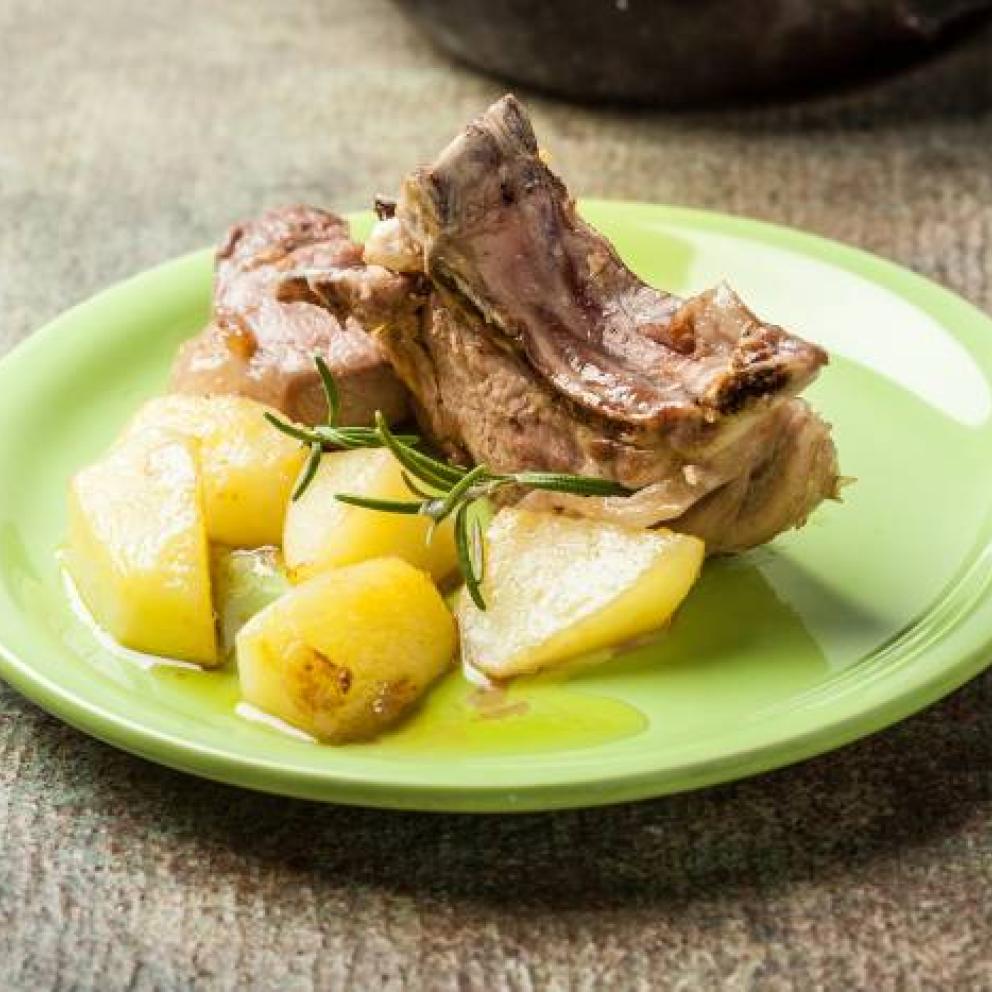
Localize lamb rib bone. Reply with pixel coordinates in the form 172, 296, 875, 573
366, 95, 841, 552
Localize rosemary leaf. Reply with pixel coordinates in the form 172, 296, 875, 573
314, 426, 382, 450
511, 471, 630, 497
375, 412, 465, 488
334, 494, 425, 515
264, 412, 324, 446
331, 426, 419, 446
455, 503, 487, 610
315, 354, 341, 426
292, 441, 323, 501
317, 425, 377, 440
401, 471, 437, 500
469, 514, 486, 580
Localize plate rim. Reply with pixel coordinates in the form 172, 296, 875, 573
1, 199, 990, 813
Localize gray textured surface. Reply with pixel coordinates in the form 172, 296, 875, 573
2, 2, 992, 989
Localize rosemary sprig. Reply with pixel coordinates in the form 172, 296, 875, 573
266, 356, 633, 609
265, 381, 418, 499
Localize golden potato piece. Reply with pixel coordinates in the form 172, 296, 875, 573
458, 508, 704, 679
124, 394, 305, 548
65, 429, 218, 665
236, 557, 457, 742
283, 448, 457, 584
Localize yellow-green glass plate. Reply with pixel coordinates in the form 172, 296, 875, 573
1, 201, 991, 812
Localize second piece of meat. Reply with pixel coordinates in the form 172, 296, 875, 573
171, 205, 413, 426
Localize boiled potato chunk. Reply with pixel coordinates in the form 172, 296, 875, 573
458, 508, 704, 679
124, 394, 305, 547
236, 557, 457, 742
65, 429, 218, 665
283, 448, 457, 584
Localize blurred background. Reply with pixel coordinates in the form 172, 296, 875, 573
2, 0, 991, 359
2, 2, 992, 988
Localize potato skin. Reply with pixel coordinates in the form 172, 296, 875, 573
236, 557, 457, 742
283, 448, 457, 584
65, 428, 218, 665
124, 394, 305, 548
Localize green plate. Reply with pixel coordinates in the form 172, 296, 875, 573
1, 201, 991, 813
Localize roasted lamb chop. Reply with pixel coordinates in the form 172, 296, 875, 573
171, 205, 413, 426
364, 96, 841, 552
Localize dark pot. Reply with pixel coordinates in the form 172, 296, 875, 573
394, 0, 992, 106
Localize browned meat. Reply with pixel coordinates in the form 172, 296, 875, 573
373, 96, 841, 551
171, 205, 412, 426
669, 399, 840, 551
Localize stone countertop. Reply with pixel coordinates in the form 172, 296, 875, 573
1, 2, 991, 988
